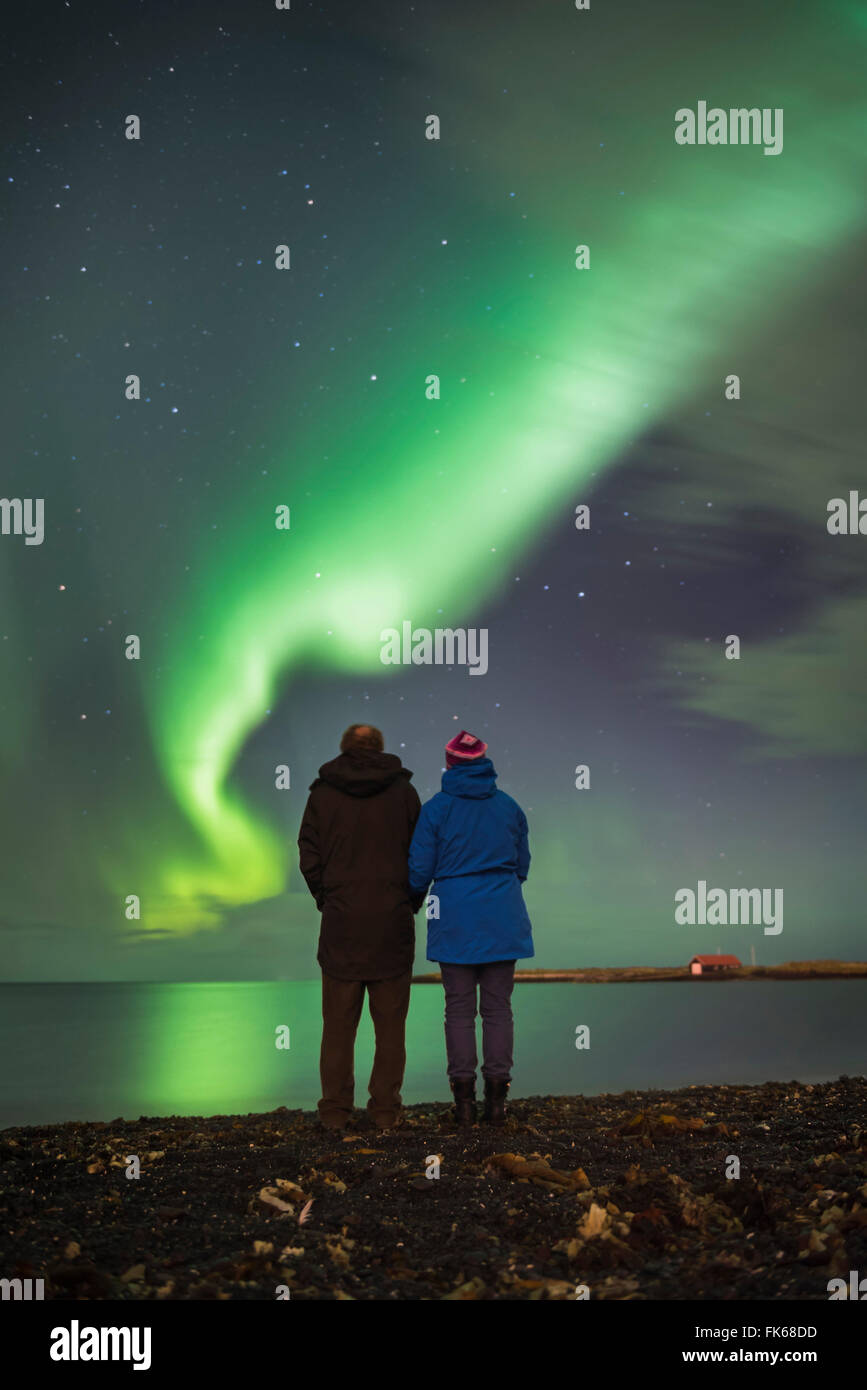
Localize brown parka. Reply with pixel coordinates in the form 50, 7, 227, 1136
298, 749, 423, 980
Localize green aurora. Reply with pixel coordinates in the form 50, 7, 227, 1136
1, 0, 865, 972
126, 7, 867, 930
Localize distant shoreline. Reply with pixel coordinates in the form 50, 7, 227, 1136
412, 960, 867, 983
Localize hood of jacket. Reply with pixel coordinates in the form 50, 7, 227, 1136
312, 749, 413, 798
441, 756, 498, 799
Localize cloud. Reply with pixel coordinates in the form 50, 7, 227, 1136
657, 596, 867, 757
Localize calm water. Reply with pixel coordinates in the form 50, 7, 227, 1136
1, 980, 865, 1129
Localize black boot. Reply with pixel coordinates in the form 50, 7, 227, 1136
451, 1076, 476, 1126
483, 1077, 509, 1126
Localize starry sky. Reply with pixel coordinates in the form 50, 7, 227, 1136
1, 0, 866, 980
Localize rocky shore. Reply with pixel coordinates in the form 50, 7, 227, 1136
2, 1076, 865, 1300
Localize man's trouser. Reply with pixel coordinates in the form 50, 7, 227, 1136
318, 970, 411, 1127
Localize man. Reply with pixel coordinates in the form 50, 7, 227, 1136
298, 724, 422, 1130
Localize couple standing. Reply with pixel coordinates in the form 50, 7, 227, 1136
298, 724, 534, 1129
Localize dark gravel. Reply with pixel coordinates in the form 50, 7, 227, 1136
1, 1075, 865, 1300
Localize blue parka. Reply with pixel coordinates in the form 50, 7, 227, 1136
408, 758, 534, 965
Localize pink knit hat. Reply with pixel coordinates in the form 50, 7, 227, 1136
445, 730, 488, 768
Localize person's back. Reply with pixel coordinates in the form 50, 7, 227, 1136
408, 730, 533, 1127
298, 724, 421, 1130
300, 746, 420, 979
409, 756, 533, 965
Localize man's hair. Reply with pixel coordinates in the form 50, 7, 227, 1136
340, 723, 385, 753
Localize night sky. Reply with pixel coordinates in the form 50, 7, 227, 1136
2, 0, 865, 980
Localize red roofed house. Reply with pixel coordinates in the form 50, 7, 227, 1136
690, 954, 742, 976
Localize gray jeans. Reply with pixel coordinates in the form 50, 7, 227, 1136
438, 959, 516, 1082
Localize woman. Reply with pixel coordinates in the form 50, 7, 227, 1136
409, 731, 533, 1125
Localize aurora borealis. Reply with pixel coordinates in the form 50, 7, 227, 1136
2, 0, 866, 979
